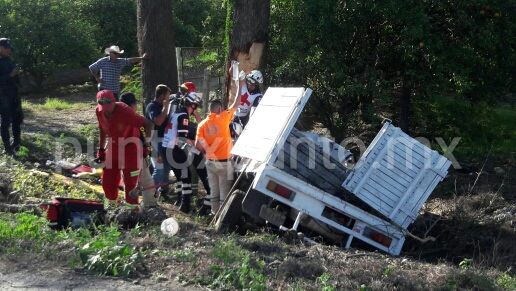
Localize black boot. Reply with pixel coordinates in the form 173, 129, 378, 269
179, 194, 191, 213
198, 204, 211, 217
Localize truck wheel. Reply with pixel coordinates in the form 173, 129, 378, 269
215, 190, 245, 233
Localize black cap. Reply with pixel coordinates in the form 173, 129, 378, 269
0, 38, 12, 49
120, 92, 138, 106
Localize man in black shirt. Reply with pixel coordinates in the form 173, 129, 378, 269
0, 38, 22, 156
145, 85, 171, 196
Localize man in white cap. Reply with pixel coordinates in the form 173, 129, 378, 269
89, 45, 148, 101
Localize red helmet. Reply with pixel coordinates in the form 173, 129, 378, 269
179, 82, 196, 93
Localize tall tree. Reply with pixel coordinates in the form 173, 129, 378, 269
224, 0, 271, 106
137, 0, 177, 104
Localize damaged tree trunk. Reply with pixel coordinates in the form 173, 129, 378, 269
224, 0, 270, 107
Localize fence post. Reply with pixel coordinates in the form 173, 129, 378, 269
202, 68, 210, 117
176, 47, 183, 87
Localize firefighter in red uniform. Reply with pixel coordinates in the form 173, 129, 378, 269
95, 90, 154, 209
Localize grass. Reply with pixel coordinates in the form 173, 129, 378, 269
23, 98, 88, 111
0, 212, 53, 253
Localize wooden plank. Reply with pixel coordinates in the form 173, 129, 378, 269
372, 168, 409, 193
359, 182, 396, 212
388, 154, 439, 222
363, 179, 399, 208
367, 173, 404, 200
388, 144, 427, 168
378, 159, 417, 183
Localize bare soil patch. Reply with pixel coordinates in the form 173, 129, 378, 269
22, 92, 98, 135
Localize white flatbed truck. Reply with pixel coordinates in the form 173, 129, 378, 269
215, 87, 451, 256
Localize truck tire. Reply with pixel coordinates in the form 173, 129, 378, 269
215, 190, 245, 233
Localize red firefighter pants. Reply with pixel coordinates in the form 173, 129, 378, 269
101, 148, 141, 205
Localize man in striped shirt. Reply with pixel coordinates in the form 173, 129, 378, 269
89, 45, 148, 101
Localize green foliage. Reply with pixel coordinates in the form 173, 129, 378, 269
79, 224, 146, 279
12, 165, 100, 202
173, 0, 226, 47
0, 212, 52, 253
16, 145, 29, 157
122, 66, 143, 99
413, 96, 516, 158
0, 0, 97, 91
496, 273, 516, 290
36, 98, 81, 111
459, 258, 472, 270
316, 273, 336, 291
382, 264, 396, 276
269, 0, 516, 160
76, 0, 138, 57
77, 124, 99, 145
203, 238, 267, 290
170, 248, 196, 262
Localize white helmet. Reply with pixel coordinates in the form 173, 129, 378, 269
246, 70, 263, 84
231, 121, 243, 137
184, 92, 203, 108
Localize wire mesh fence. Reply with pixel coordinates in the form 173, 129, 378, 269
177, 47, 223, 95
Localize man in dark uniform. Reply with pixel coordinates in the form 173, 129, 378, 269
161, 92, 202, 213
0, 38, 22, 156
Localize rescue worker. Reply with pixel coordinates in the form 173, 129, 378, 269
196, 69, 242, 215
232, 70, 264, 131
161, 92, 202, 213
95, 90, 154, 210
120, 92, 158, 209
186, 122, 212, 216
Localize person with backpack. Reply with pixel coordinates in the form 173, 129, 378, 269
161, 92, 203, 213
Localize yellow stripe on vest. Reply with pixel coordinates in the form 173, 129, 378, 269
130, 170, 141, 177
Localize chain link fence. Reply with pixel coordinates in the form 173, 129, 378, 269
176, 47, 223, 100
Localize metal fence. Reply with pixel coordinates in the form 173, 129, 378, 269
176, 46, 223, 94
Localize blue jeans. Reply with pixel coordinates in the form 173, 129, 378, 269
150, 141, 166, 190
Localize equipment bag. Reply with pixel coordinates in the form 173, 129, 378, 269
40, 198, 106, 230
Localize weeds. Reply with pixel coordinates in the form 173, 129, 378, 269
316, 273, 336, 291
23, 98, 86, 111
79, 224, 146, 279
77, 124, 99, 143
459, 258, 472, 270
11, 165, 99, 201
204, 238, 267, 290
496, 273, 516, 290
170, 248, 196, 262
0, 212, 52, 253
